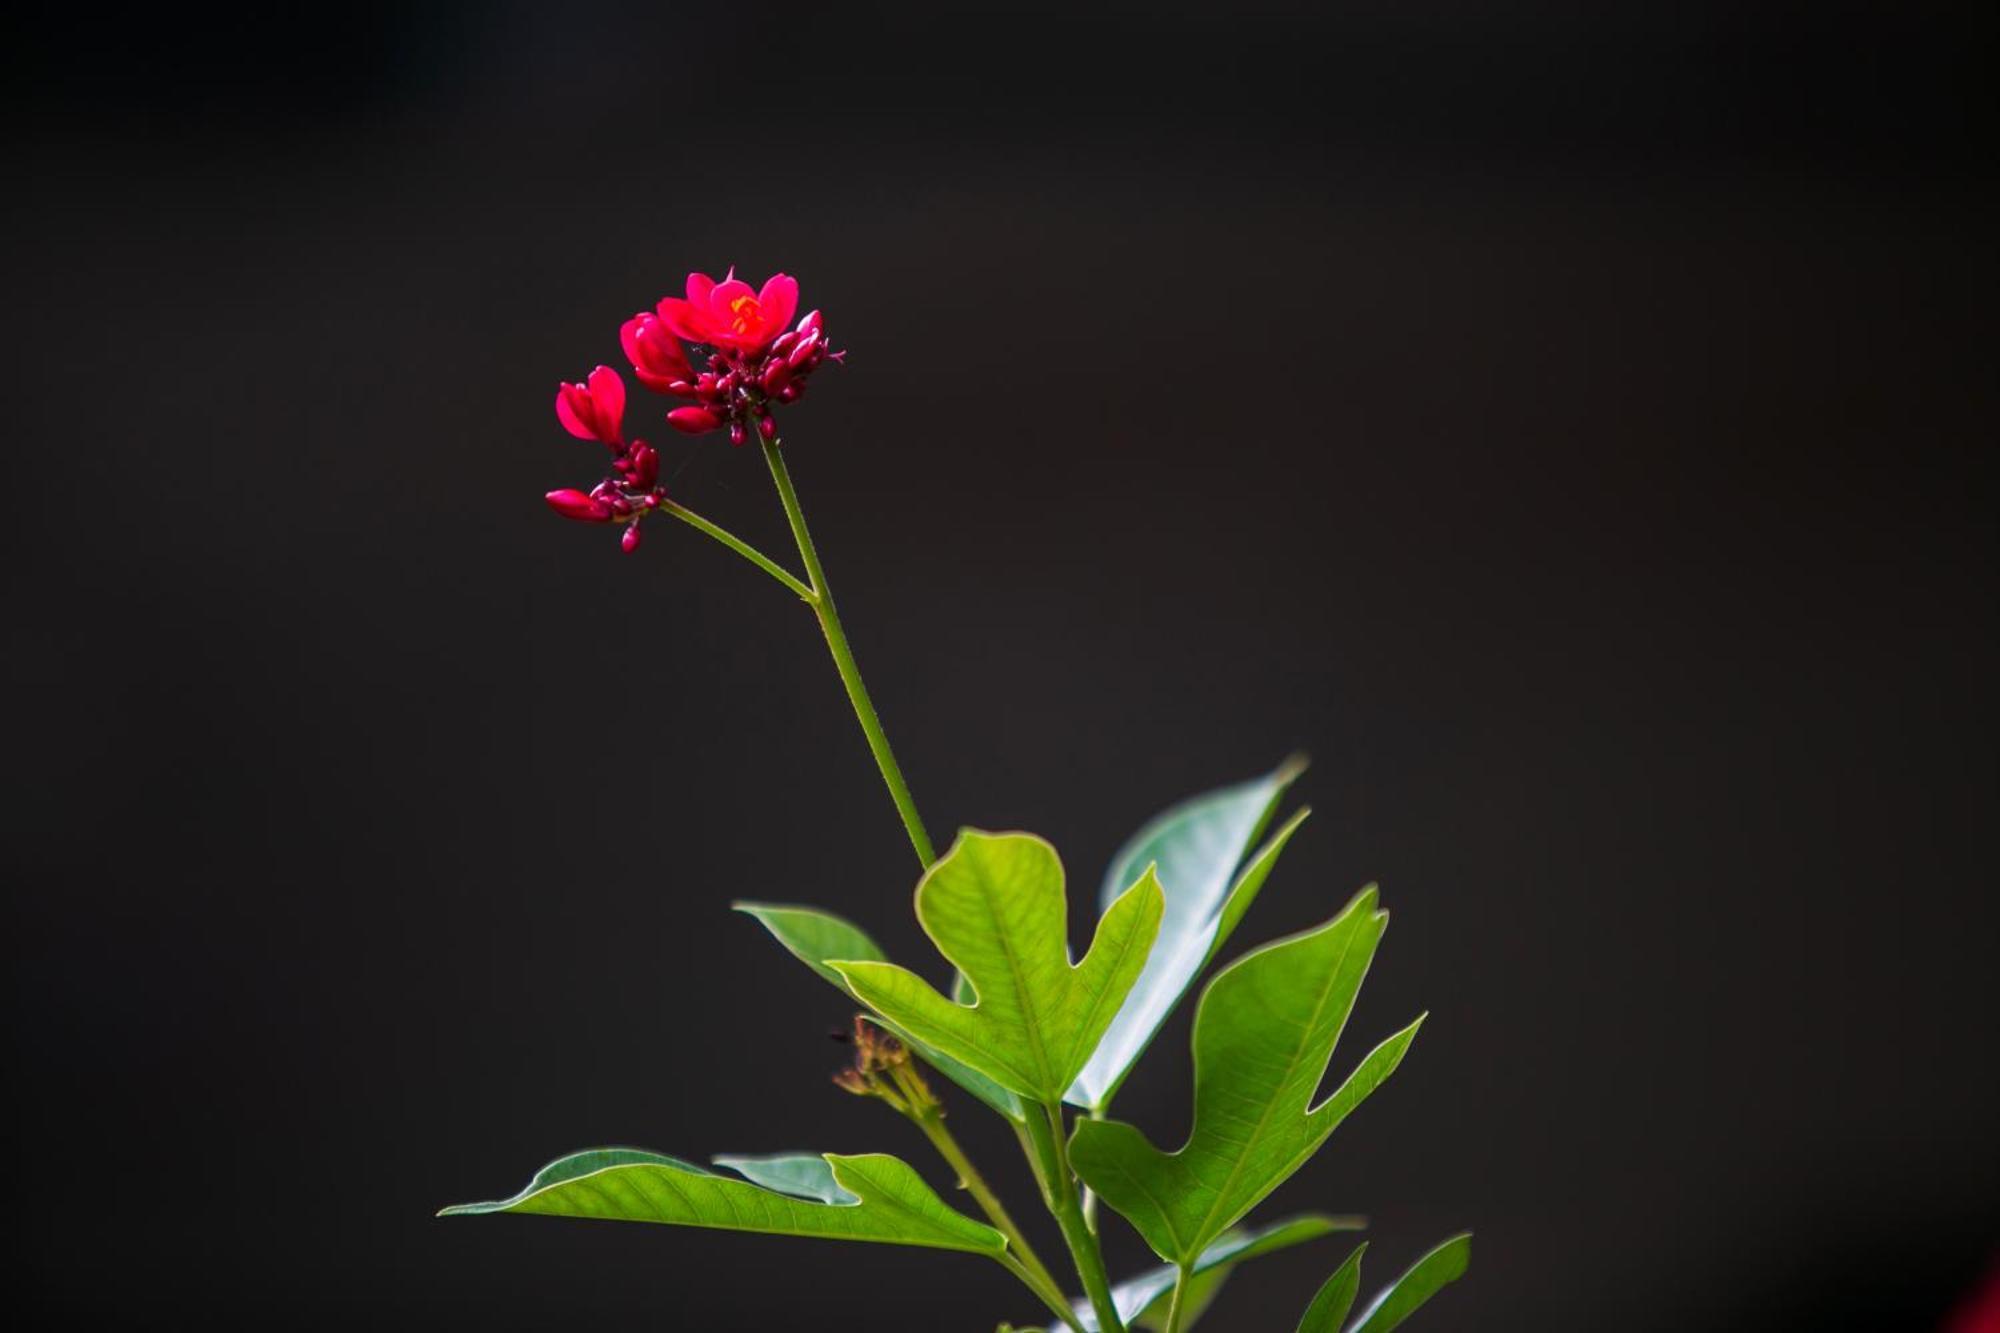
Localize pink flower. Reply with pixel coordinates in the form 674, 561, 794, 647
619, 313, 693, 394
655, 268, 800, 355
555, 366, 626, 445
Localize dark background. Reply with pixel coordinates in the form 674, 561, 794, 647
6, 2, 1995, 1327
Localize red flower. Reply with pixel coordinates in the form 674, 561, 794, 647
555, 366, 626, 445
655, 268, 800, 355
619, 313, 693, 394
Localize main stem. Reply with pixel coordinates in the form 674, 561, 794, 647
1024, 1102, 1125, 1333
1162, 1266, 1192, 1333
761, 437, 937, 869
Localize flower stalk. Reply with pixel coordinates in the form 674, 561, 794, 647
761, 435, 937, 869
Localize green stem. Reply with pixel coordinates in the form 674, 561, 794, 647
1023, 1102, 1125, 1333
655, 499, 814, 600
1162, 1265, 1191, 1333
999, 1253, 1090, 1333
761, 437, 937, 868
1080, 1108, 1105, 1230
894, 1083, 1067, 1316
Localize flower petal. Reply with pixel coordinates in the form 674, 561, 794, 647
758, 274, 799, 332
554, 384, 593, 440
685, 271, 717, 306
656, 296, 710, 342
586, 365, 626, 441
618, 314, 647, 367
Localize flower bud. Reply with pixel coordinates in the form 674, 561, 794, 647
628, 442, 659, 489
621, 522, 644, 554
729, 420, 747, 448
760, 358, 793, 394
757, 412, 777, 441
786, 333, 820, 372
667, 406, 723, 434
545, 488, 613, 522
797, 309, 823, 338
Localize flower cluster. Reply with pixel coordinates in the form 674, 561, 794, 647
543, 267, 841, 552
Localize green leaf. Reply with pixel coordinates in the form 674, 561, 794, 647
735, 901, 1024, 1121
439, 1148, 1006, 1255
1347, 1234, 1471, 1333
831, 831, 1165, 1105
709, 1152, 854, 1204
733, 902, 886, 988
1069, 759, 1307, 1110
1295, 1244, 1367, 1332
1124, 1215, 1358, 1331
1070, 887, 1423, 1266
1056, 1214, 1356, 1333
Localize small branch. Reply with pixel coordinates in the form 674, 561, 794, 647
655, 499, 814, 601
999, 1253, 1089, 1333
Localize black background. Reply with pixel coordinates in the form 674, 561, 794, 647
6, 2, 1996, 1328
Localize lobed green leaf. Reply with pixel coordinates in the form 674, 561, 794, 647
1071, 887, 1423, 1266
735, 900, 1024, 1120
830, 831, 1164, 1106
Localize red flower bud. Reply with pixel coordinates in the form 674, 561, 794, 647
628, 442, 659, 490
545, 488, 614, 522
667, 406, 723, 434
797, 309, 823, 338
621, 522, 644, 554
757, 412, 777, 441
619, 313, 693, 393
786, 333, 821, 372
728, 420, 747, 448
760, 358, 793, 394
554, 366, 626, 445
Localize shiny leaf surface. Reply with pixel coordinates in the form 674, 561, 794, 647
1069, 760, 1306, 1110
